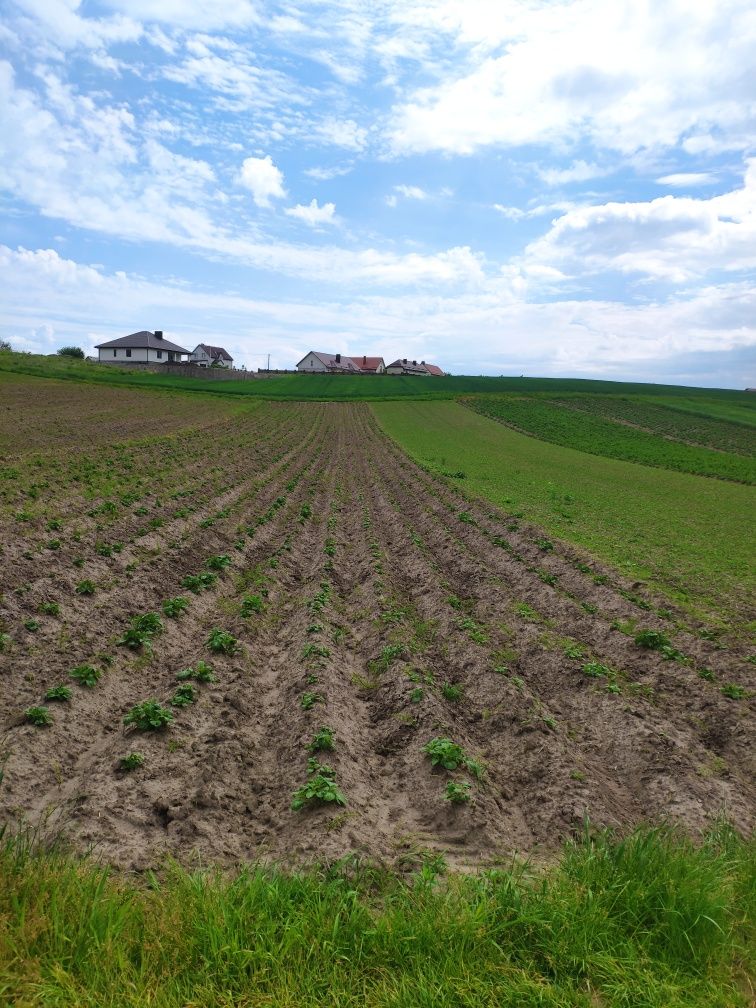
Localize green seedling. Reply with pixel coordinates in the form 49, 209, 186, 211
307, 622, 324, 634
633, 629, 683, 661
39, 602, 60, 616
205, 629, 238, 655
181, 572, 217, 594
176, 661, 216, 683
75, 580, 96, 596
171, 683, 197, 707
240, 594, 264, 616
445, 780, 472, 804
162, 596, 189, 617
120, 752, 145, 771
205, 554, 232, 572
410, 687, 424, 703
25, 706, 53, 726
308, 726, 335, 753
46, 540, 61, 551
721, 684, 746, 700
44, 685, 72, 702
441, 683, 462, 702
291, 760, 346, 811
583, 662, 611, 678
301, 691, 323, 711
302, 643, 330, 659
118, 612, 164, 651
563, 644, 585, 660
123, 701, 173, 731
24, 619, 40, 632
698, 668, 716, 681
69, 664, 101, 687
323, 539, 336, 557
299, 503, 312, 521
423, 738, 466, 771
0, 633, 10, 651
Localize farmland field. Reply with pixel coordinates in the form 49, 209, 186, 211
1, 375, 754, 1005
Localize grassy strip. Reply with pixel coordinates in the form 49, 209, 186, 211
372, 401, 756, 632
2, 352, 755, 403
464, 396, 756, 484
0, 824, 752, 1007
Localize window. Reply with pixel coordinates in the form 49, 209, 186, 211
113, 349, 117, 357
126, 349, 131, 358
156, 350, 163, 359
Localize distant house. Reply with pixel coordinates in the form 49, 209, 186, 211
296, 351, 361, 373
349, 355, 386, 374
386, 358, 445, 376
94, 330, 189, 365
190, 344, 234, 368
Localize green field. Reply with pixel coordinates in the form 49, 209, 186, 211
2, 351, 755, 403
1, 825, 753, 1008
464, 396, 756, 483
373, 400, 755, 632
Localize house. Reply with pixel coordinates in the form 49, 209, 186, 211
94, 330, 189, 365
190, 344, 234, 368
349, 355, 386, 374
422, 362, 446, 376
296, 351, 362, 373
386, 358, 434, 375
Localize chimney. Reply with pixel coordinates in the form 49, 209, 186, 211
403, 358, 407, 364
335, 353, 341, 363
363, 355, 367, 365
421, 360, 425, 365
412, 360, 417, 365
155, 330, 163, 340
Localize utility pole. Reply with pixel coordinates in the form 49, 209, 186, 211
267, 353, 270, 371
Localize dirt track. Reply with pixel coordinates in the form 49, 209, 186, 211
1, 391, 753, 870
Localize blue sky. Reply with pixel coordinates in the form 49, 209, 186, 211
1, 0, 755, 387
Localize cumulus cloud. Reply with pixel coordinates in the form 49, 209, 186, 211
237, 155, 286, 207
315, 117, 368, 151
284, 198, 337, 227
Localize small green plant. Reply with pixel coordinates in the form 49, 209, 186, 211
240, 594, 265, 616
205, 629, 238, 655
69, 664, 101, 687
536, 537, 554, 552
299, 503, 312, 521
171, 683, 197, 707
162, 596, 189, 617
583, 662, 611, 678
441, 683, 462, 702
570, 769, 586, 782
120, 752, 145, 771
301, 692, 323, 711
44, 685, 72, 702
444, 780, 472, 804
308, 726, 335, 753
0, 632, 10, 651
410, 687, 424, 703
118, 612, 164, 651
181, 572, 217, 594
205, 554, 232, 572
23, 619, 40, 632
423, 738, 466, 771
291, 759, 346, 811
75, 580, 96, 596
39, 602, 60, 616
634, 629, 683, 660
721, 684, 746, 700
563, 643, 585, 660
302, 643, 330, 659
307, 622, 324, 634
123, 701, 173, 731
25, 706, 53, 726
176, 661, 216, 683
698, 667, 716, 681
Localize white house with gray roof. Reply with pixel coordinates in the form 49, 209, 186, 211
94, 330, 190, 364
190, 343, 234, 368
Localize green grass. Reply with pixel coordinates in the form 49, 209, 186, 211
373, 401, 755, 632
0, 824, 752, 1007
2, 351, 755, 403
465, 396, 756, 483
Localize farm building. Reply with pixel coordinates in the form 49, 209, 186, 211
95, 331, 189, 365
190, 344, 234, 368
296, 351, 362, 373
386, 358, 445, 376
349, 355, 386, 374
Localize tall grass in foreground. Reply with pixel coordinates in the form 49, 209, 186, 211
0, 825, 753, 1007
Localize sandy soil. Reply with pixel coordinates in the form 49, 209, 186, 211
0, 391, 753, 871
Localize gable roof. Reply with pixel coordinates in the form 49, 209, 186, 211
348, 356, 385, 371
422, 363, 445, 376
95, 331, 189, 353
194, 343, 233, 361
296, 351, 361, 372
386, 358, 429, 374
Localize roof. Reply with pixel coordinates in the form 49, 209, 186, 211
386, 358, 429, 374
349, 356, 385, 371
296, 351, 361, 372
95, 331, 189, 353
193, 343, 233, 361
423, 363, 445, 376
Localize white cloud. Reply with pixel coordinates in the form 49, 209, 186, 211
100, 0, 260, 31
285, 199, 337, 227
315, 117, 368, 151
525, 160, 756, 283
304, 164, 354, 181
537, 161, 608, 186
237, 155, 286, 207
656, 172, 717, 187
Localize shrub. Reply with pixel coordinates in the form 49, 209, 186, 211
57, 346, 85, 358
123, 701, 173, 731
205, 629, 238, 655
25, 706, 52, 726
69, 664, 101, 687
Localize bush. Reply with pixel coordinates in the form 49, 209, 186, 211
57, 346, 85, 358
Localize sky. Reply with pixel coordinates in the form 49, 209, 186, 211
1, 0, 755, 387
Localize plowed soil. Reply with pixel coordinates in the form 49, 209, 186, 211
1, 385, 753, 870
